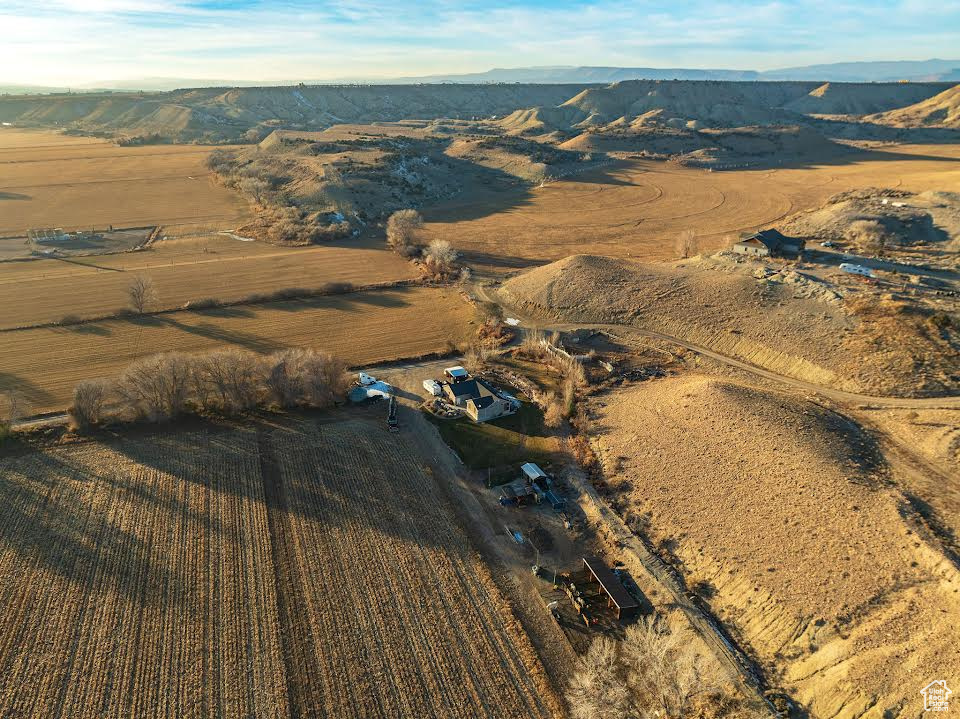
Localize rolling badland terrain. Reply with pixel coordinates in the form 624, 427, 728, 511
1, 77, 958, 719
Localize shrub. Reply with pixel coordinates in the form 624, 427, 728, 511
191, 349, 264, 412
675, 229, 697, 259
182, 297, 223, 311
846, 219, 888, 256
206, 148, 239, 173
264, 348, 350, 408
58, 314, 83, 326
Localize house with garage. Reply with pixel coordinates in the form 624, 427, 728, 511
442, 374, 519, 422
732, 229, 805, 258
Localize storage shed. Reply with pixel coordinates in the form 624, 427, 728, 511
582, 556, 640, 620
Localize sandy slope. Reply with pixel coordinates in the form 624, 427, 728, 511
868, 84, 960, 128
590, 373, 960, 718
500, 254, 958, 397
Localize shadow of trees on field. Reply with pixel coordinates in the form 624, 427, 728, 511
0, 371, 56, 411
0, 192, 30, 201
0, 451, 182, 606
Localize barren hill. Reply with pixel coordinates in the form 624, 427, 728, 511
867, 83, 960, 127
591, 373, 960, 718
1, 80, 954, 143
499, 254, 958, 397
783, 81, 952, 115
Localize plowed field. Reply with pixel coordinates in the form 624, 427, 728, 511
0, 286, 473, 414
0, 415, 560, 718
0, 129, 250, 235
420, 144, 960, 269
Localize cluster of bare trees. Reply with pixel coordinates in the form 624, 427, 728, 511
567, 617, 723, 719
70, 347, 350, 429
518, 330, 587, 428
386, 209, 460, 278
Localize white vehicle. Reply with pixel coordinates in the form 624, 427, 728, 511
820, 241, 834, 248
422, 379, 442, 397
839, 262, 874, 278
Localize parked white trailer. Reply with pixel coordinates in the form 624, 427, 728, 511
422, 379, 442, 397
840, 263, 874, 278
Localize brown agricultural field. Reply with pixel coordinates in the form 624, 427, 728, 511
419, 144, 960, 270
0, 286, 474, 414
0, 235, 417, 329
0, 129, 251, 235
0, 415, 561, 718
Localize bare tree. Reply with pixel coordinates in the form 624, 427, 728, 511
238, 177, 271, 205
116, 352, 192, 421
567, 637, 633, 719
264, 348, 349, 408
192, 349, 264, 412
128, 275, 158, 314
675, 229, 697, 259
386, 209, 423, 256
70, 379, 111, 430
566, 616, 720, 719
423, 239, 459, 278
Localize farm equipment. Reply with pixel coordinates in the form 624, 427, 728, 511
387, 396, 399, 432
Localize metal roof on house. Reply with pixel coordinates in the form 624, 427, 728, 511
445, 366, 469, 377
521, 463, 549, 480
582, 556, 639, 612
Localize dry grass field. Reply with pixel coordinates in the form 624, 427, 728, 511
0, 286, 474, 414
0, 235, 417, 329
0, 414, 560, 718
0, 129, 250, 235
420, 144, 960, 269
588, 373, 960, 717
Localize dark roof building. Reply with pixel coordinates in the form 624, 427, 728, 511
732, 229, 805, 258
582, 556, 640, 620
442, 376, 519, 422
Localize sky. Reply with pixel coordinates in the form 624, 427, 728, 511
2, 0, 959, 87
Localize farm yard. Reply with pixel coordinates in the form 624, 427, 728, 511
0, 235, 417, 329
420, 144, 960, 270
0, 286, 474, 414
0, 414, 561, 718
0, 129, 251, 236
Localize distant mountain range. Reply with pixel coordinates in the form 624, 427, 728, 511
2, 60, 958, 95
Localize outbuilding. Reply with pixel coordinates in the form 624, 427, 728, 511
582, 556, 640, 620
732, 229, 804, 258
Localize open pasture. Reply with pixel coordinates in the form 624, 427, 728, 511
0, 129, 250, 236
0, 415, 559, 718
0, 286, 473, 414
420, 144, 960, 270
0, 235, 417, 329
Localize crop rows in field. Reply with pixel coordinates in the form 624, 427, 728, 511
0, 417, 559, 718
0, 429, 289, 717
266, 419, 558, 718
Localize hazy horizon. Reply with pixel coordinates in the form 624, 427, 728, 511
3, 0, 959, 88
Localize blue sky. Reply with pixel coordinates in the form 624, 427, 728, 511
2, 0, 958, 86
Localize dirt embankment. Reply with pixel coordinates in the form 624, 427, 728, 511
499, 254, 958, 398
589, 373, 960, 717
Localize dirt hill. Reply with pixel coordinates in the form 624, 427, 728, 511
590, 373, 960, 718
499, 254, 958, 397
2, 80, 953, 143
784, 81, 952, 115
867, 83, 960, 127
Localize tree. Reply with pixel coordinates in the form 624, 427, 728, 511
238, 177, 271, 205
675, 229, 697, 259
567, 637, 633, 719
70, 379, 111, 430
128, 275, 158, 314
386, 209, 423, 256
423, 239, 459, 278
116, 352, 192, 421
